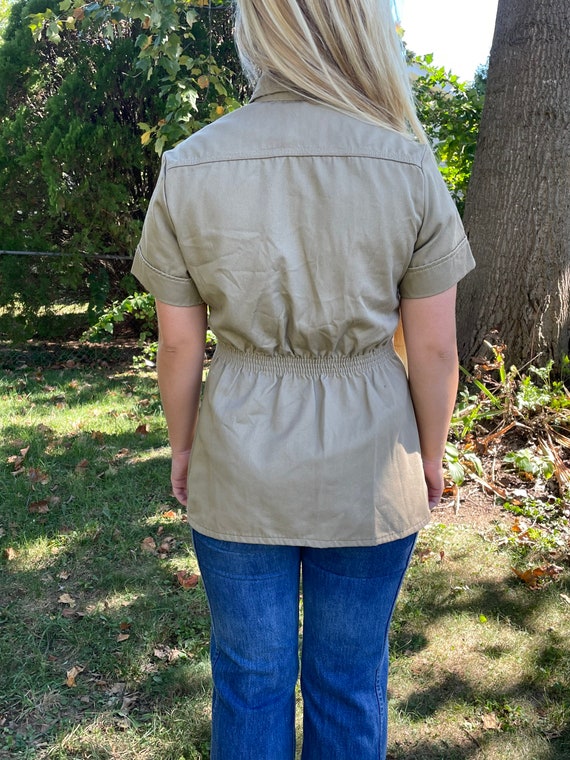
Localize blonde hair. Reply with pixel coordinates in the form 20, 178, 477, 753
234, 0, 427, 142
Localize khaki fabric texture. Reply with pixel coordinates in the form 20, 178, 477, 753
132, 76, 475, 547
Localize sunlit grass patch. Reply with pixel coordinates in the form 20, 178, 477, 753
389, 522, 570, 759
2, 353, 570, 758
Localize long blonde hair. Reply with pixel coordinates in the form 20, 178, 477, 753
234, 0, 427, 142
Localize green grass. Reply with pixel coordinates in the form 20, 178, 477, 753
1, 353, 569, 759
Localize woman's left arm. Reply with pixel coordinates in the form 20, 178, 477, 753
155, 300, 207, 506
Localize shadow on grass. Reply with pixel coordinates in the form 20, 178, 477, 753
1, 364, 569, 758
388, 545, 570, 760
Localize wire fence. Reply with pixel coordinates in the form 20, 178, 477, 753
0, 249, 133, 261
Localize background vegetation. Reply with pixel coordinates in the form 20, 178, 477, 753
0, 0, 484, 340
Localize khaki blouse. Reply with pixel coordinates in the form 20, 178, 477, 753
132, 75, 475, 547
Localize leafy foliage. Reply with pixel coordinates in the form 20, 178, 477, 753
83, 291, 157, 342
27, 0, 246, 153
1, 2, 484, 341
410, 53, 484, 214
0, 0, 244, 338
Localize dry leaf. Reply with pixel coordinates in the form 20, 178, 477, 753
61, 608, 79, 619
57, 571, 70, 580
7, 445, 29, 469
176, 571, 200, 589
141, 537, 157, 554
158, 536, 176, 557
58, 593, 76, 607
135, 423, 149, 436
560, 594, 570, 605
75, 459, 89, 474
28, 468, 50, 485
162, 509, 177, 520
511, 564, 562, 588
4, 547, 17, 561
481, 712, 501, 730
29, 499, 50, 514
65, 665, 84, 687
117, 633, 130, 642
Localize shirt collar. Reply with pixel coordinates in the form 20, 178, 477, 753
250, 73, 307, 103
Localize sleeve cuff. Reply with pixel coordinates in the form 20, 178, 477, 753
399, 236, 475, 299
131, 248, 205, 307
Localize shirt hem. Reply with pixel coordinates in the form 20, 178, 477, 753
186, 514, 431, 548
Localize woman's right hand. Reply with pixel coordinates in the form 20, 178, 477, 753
422, 457, 444, 510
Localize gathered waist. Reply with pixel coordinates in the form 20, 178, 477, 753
212, 341, 395, 378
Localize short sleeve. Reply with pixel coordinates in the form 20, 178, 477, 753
131, 159, 204, 307
399, 148, 475, 299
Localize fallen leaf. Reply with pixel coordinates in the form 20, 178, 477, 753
57, 571, 70, 580
65, 665, 84, 687
158, 536, 176, 557
4, 547, 17, 561
561, 594, 570, 605
7, 445, 29, 469
176, 571, 200, 589
61, 608, 79, 619
141, 537, 157, 554
117, 633, 130, 642
162, 509, 177, 520
481, 712, 501, 730
119, 694, 139, 715
58, 593, 76, 607
29, 499, 50, 514
75, 459, 89, 474
511, 565, 562, 588
28, 467, 50, 485
135, 423, 149, 436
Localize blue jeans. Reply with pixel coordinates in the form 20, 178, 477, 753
192, 530, 417, 760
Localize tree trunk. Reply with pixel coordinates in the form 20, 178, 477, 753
457, 0, 570, 371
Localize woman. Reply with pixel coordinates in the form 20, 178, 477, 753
132, 1, 475, 757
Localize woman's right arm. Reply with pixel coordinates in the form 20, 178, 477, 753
400, 286, 458, 509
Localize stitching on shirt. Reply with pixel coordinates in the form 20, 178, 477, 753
136, 247, 190, 283
164, 150, 425, 171
407, 236, 469, 274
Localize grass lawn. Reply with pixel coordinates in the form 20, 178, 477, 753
1, 344, 569, 759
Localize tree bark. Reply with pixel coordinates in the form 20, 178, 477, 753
457, 0, 570, 371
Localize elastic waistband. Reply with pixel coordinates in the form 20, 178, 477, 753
213, 341, 394, 377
